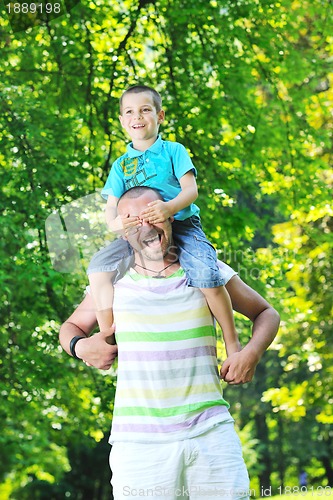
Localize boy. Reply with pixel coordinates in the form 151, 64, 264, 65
87, 85, 241, 356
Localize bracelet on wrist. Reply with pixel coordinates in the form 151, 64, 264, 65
69, 335, 85, 360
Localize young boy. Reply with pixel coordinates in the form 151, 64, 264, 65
87, 85, 241, 356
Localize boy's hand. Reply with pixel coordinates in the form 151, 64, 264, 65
140, 200, 173, 223
109, 214, 141, 235
121, 214, 142, 236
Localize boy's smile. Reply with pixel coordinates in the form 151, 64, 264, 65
119, 91, 165, 151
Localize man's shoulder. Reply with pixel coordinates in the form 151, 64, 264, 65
217, 260, 237, 284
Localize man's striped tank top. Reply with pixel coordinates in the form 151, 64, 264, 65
110, 268, 232, 443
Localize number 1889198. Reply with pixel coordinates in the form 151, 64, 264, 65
6, 3, 61, 14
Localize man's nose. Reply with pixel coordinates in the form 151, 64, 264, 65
140, 218, 153, 227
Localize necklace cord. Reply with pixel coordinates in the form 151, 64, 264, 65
134, 260, 178, 277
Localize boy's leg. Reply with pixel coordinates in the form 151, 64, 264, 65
88, 271, 115, 337
87, 238, 134, 338
172, 218, 240, 356
200, 286, 241, 356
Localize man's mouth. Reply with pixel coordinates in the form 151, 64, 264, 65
142, 233, 162, 247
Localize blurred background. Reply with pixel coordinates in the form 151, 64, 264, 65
0, 0, 332, 497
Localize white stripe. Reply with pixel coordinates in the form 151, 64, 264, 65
117, 355, 218, 372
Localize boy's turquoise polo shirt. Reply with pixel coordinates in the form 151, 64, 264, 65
101, 135, 200, 221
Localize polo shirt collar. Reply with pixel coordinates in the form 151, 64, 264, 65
126, 135, 163, 158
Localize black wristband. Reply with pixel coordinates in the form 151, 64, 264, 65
69, 336, 85, 359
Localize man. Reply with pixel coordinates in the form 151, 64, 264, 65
60, 187, 280, 499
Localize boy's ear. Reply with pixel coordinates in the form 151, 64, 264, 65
119, 114, 124, 127
158, 109, 165, 124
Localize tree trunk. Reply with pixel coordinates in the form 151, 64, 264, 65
321, 455, 333, 487
254, 413, 272, 493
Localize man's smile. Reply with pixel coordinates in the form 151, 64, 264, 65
141, 232, 162, 248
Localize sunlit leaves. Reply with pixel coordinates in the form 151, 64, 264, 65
0, 0, 332, 494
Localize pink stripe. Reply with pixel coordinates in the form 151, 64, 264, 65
120, 345, 216, 362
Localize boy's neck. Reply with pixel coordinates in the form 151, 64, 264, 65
131, 135, 159, 152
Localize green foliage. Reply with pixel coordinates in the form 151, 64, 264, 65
0, 0, 332, 495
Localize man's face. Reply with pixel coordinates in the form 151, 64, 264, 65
117, 192, 174, 261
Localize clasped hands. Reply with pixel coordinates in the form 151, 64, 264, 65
75, 328, 118, 370
220, 348, 259, 385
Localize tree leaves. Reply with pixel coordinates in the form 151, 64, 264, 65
1, 0, 332, 494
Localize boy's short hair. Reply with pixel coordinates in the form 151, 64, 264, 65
120, 85, 162, 113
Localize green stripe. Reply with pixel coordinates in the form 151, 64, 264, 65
116, 325, 216, 343
113, 399, 229, 418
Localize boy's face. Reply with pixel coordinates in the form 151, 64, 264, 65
119, 91, 165, 150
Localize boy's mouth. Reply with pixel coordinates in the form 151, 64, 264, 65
132, 124, 145, 129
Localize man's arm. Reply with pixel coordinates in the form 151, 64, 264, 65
221, 275, 280, 384
59, 294, 118, 370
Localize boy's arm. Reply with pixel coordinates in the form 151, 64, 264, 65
221, 275, 280, 384
140, 171, 198, 223
105, 195, 118, 229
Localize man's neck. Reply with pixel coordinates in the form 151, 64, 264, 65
133, 253, 180, 278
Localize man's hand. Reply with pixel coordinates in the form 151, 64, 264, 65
220, 347, 260, 385
140, 200, 173, 224
75, 329, 118, 370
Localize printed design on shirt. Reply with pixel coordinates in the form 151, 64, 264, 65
123, 156, 157, 190
120, 157, 138, 176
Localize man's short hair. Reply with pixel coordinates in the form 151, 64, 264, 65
119, 85, 162, 113
117, 186, 163, 205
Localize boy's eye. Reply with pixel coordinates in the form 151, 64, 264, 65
142, 107, 151, 112
125, 110, 133, 114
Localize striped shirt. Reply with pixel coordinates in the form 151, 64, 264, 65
109, 267, 233, 443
